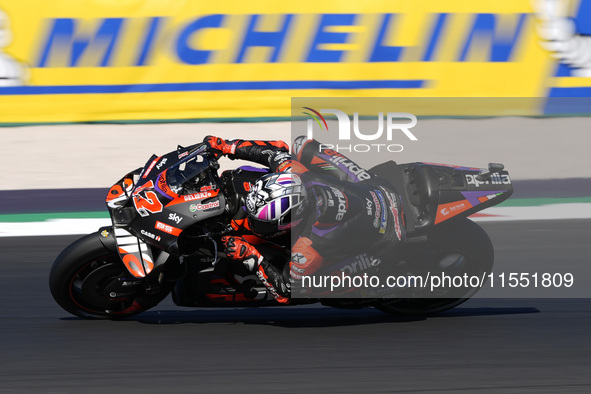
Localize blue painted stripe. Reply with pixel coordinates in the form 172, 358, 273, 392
0, 80, 425, 95
548, 87, 591, 97
543, 93, 591, 115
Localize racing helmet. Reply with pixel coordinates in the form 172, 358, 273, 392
245, 172, 307, 236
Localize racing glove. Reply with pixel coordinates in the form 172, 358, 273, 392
221, 236, 290, 304
222, 235, 263, 271
203, 136, 237, 155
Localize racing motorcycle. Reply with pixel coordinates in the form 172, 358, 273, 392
49, 141, 513, 319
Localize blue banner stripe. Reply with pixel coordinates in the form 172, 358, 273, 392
548, 87, 591, 97
0, 80, 425, 95
543, 95, 591, 115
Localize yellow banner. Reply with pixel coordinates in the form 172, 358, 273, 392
0, 0, 588, 123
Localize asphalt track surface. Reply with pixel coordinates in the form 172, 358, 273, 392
1, 220, 590, 393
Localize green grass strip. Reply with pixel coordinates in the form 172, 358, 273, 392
498, 196, 591, 207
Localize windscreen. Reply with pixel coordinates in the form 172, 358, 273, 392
166, 155, 214, 194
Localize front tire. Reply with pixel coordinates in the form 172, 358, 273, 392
49, 231, 171, 319
375, 218, 494, 316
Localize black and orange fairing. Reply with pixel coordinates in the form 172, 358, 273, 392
141, 156, 162, 179
113, 227, 155, 278
106, 172, 137, 209
204, 275, 262, 303
105, 144, 230, 257
205, 292, 258, 303
165, 189, 220, 207
155, 171, 178, 200
132, 180, 164, 217
434, 199, 473, 225
106, 178, 132, 201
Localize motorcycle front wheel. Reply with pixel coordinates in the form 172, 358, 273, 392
375, 218, 494, 316
49, 231, 171, 319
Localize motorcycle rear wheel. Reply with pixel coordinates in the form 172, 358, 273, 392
49, 231, 171, 319
375, 218, 494, 316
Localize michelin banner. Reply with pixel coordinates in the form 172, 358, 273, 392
0, 0, 589, 123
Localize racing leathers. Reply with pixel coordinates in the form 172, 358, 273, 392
288, 137, 406, 296
204, 136, 293, 303
204, 136, 292, 172
204, 135, 406, 303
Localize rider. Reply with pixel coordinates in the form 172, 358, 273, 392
204, 136, 406, 304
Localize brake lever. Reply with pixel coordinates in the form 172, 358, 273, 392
209, 236, 219, 266
206, 225, 234, 266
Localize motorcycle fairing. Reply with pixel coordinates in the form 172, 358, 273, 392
113, 227, 155, 278
106, 143, 229, 261
369, 161, 513, 236
106, 174, 136, 209
432, 169, 512, 225
165, 189, 221, 207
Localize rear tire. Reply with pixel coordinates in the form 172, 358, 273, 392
49, 231, 171, 319
375, 218, 493, 316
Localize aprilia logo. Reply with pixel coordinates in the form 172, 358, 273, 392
466, 174, 511, 188
330, 187, 348, 221
328, 155, 371, 181
340, 254, 382, 275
